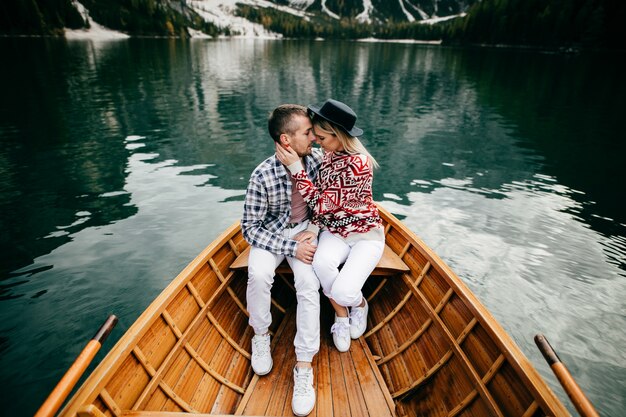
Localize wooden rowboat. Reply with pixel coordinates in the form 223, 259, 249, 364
53, 204, 571, 417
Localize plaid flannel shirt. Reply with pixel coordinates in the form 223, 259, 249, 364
242, 149, 323, 257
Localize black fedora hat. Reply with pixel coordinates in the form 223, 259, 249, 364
308, 99, 363, 137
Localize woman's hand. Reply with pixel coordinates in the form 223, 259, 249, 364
275, 143, 300, 166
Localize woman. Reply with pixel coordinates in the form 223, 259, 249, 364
276, 98, 384, 352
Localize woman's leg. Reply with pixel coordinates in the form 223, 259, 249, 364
330, 239, 385, 308
312, 231, 352, 351
329, 298, 349, 317
332, 239, 385, 340
312, 231, 350, 317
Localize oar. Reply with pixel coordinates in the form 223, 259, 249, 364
34, 315, 118, 417
534, 334, 599, 417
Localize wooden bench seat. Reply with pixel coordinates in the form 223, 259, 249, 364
231, 244, 409, 276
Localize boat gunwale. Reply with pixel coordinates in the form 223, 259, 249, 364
376, 204, 568, 415
59, 222, 243, 417
59, 205, 568, 416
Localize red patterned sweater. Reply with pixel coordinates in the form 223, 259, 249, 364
287, 151, 382, 238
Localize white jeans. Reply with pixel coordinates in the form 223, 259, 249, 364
246, 221, 320, 363
313, 231, 385, 308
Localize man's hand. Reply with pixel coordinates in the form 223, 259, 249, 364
293, 230, 316, 243
295, 240, 317, 264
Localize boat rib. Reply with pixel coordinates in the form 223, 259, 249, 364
56, 206, 569, 417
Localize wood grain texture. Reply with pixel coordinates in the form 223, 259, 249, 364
56, 207, 569, 417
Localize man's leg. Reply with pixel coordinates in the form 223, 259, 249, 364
287, 257, 321, 364
246, 246, 283, 375
287, 256, 320, 416
284, 220, 320, 416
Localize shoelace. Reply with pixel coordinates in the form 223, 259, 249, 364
293, 370, 312, 396
252, 336, 270, 356
330, 320, 350, 337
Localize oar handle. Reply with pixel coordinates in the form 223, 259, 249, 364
34, 315, 118, 417
534, 334, 600, 417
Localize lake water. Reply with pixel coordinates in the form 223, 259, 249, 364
0, 38, 624, 416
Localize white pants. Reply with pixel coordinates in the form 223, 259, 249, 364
313, 230, 385, 308
246, 221, 320, 363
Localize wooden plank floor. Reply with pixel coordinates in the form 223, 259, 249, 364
236, 305, 396, 417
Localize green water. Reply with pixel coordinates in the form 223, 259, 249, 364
0, 38, 624, 416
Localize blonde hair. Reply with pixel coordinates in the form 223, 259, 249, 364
313, 118, 379, 169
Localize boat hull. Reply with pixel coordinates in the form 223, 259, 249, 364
58, 205, 568, 417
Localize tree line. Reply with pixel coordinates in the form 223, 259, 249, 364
1, 0, 86, 36
1, 0, 624, 50
235, 5, 443, 41
237, 0, 625, 49
0, 0, 223, 37
443, 0, 625, 49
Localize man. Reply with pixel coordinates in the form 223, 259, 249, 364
241, 104, 322, 417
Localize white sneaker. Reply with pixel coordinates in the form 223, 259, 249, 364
251, 333, 272, 375
292, 366, 315, 416
330, 316, 351, 352
349, 299, 369, 339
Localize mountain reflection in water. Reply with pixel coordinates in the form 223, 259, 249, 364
0, 38, 624, 416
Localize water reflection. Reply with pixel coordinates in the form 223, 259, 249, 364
0, 133, 243, 414
0, 38, 625, 416
381, 172, 626, 412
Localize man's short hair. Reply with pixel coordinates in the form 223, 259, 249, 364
268, 104, 308, 142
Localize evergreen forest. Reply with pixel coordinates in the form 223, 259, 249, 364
1, 0, 624, 50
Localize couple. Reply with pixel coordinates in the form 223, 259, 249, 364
241, 99, 385, 416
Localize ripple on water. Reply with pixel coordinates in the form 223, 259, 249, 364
381, 171, 626, 415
